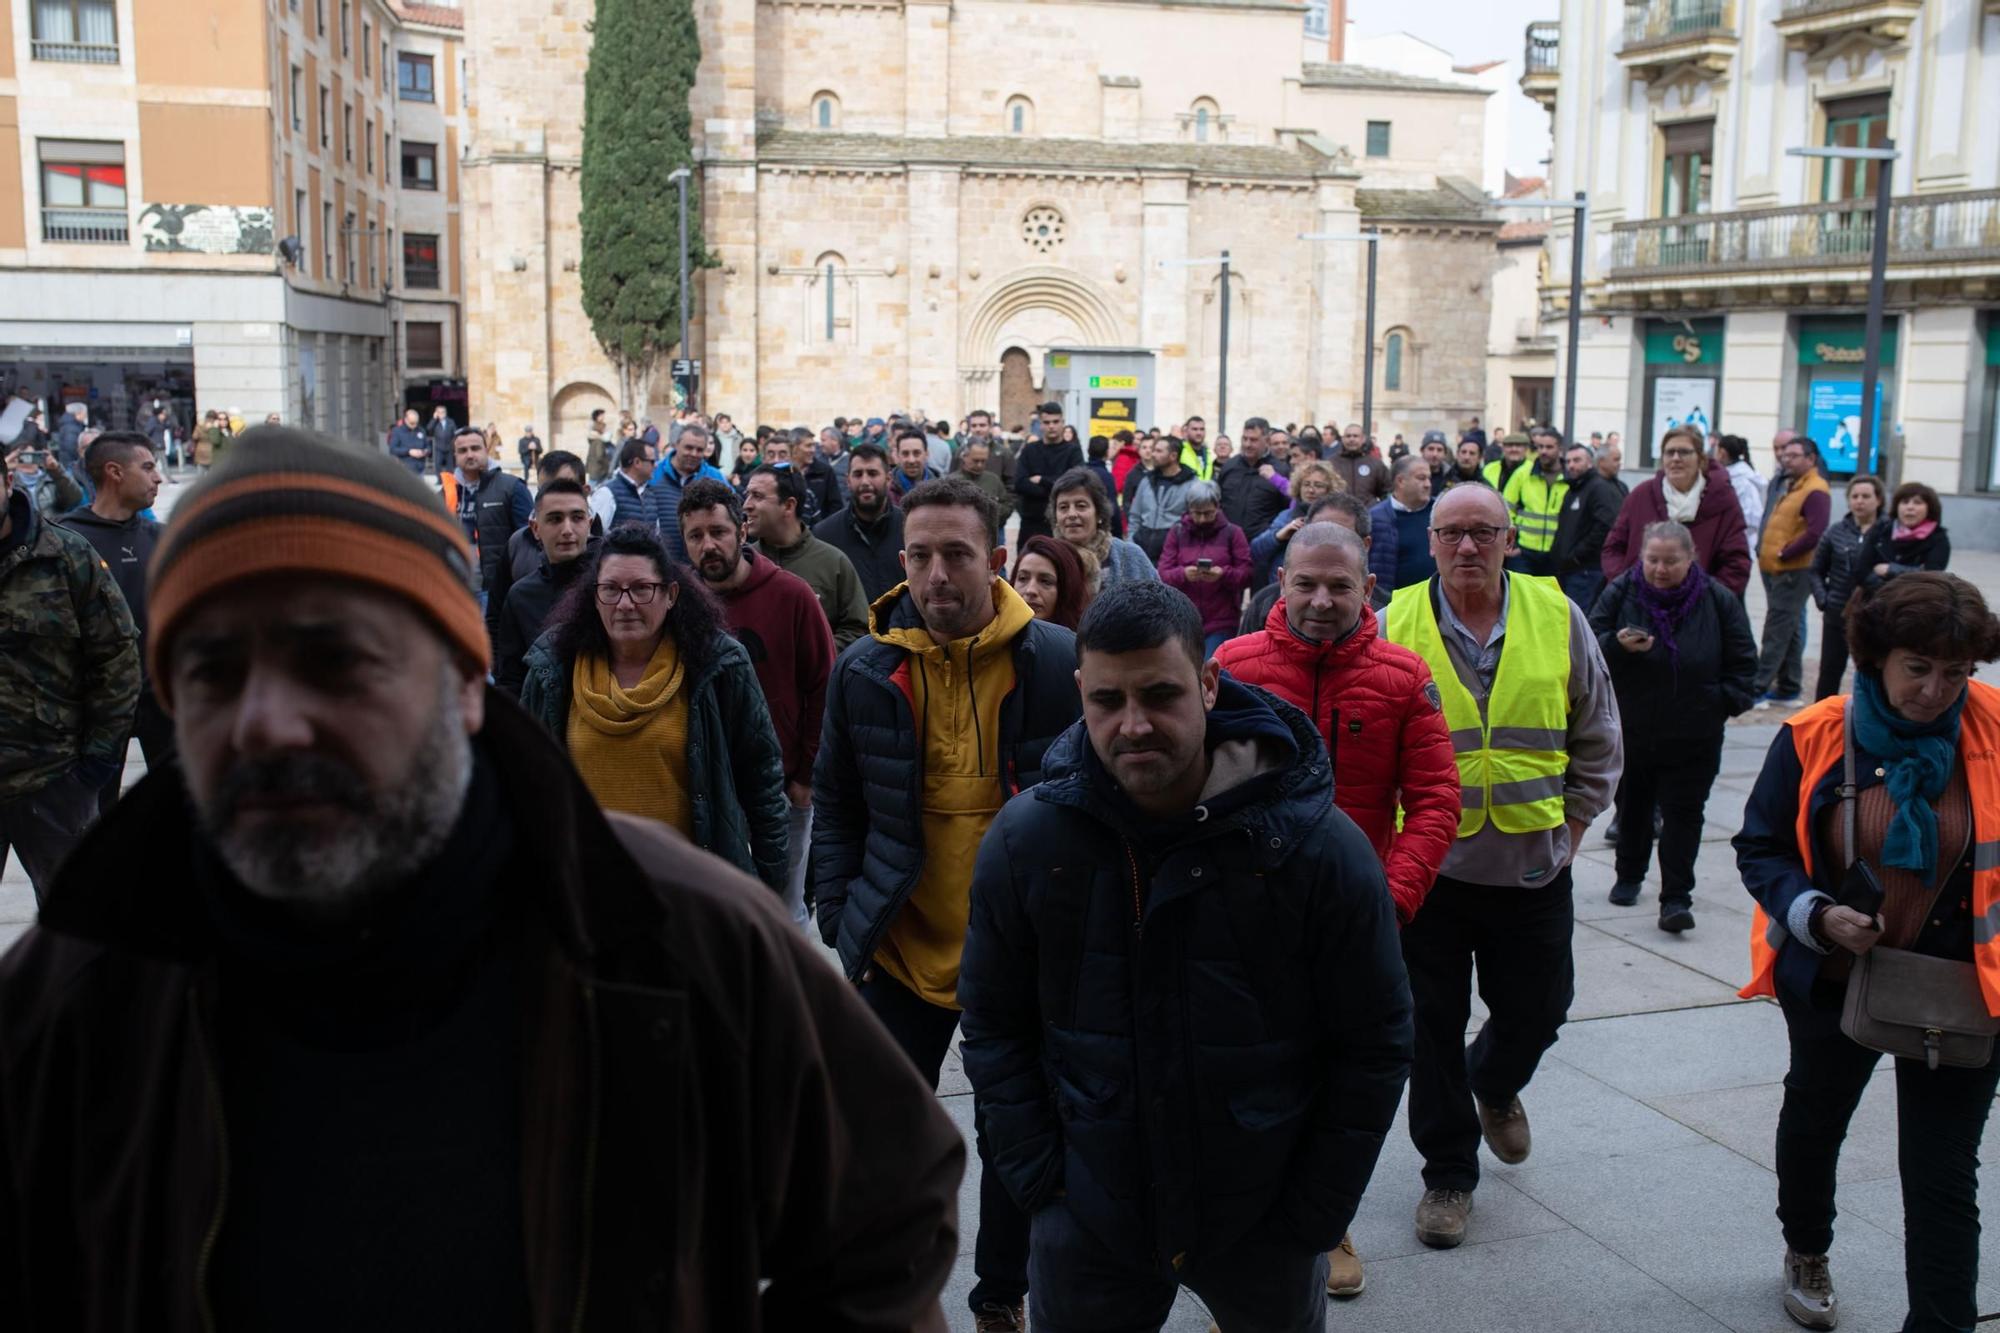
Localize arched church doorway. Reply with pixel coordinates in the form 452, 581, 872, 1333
998, 348, 1036, 434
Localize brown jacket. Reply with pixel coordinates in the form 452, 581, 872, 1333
0, 692, 963, 1332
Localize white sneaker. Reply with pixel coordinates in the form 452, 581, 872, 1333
1783, 1249, 1837, 1329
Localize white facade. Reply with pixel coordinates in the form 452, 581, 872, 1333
1531, 0, 2000, 545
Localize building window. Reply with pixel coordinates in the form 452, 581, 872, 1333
808, 252, 852, 344
1192, 99, 1217, 143
339, 0, 350, 55
343, 210, 357, 283
381, 39, 389, 90
1384, 331, 1406, 391
401, 140, 437, 190
290, 65, 303, 130
362, 21, 371, 75
383, 131, 392, 183
321, 200, 333, 278
406, 321, 444, 368
294, 187, 307, 263
319, 87, 330, 149
398, 52, 434, 102
1007, 96, 1033, 135
314, 0, 324, 36
1822, 93, 1890, 203
343, 104, 353, 161
32, 0, 118, 64
37, 139, 127, 243
404, 233, 441, 289
1021, 205, 1066, 253
1366, 120, 1392, 157
365, 117, 374, 171
1660, 119, 1713, 217
812, 91, 838, 129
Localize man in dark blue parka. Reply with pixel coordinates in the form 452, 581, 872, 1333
959, 580, 1414, 1333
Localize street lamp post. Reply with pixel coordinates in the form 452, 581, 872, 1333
1492, 192, 1588, 444
668, 166, 694, 412
1298, 230, 1380, 441
1788, 141, 1899, 474
1158, 252, 1233, 433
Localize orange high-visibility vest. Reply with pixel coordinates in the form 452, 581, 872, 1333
1741, 682, 2000, 1015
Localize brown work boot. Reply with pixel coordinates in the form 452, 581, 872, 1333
1783, 1249, 1837, 1329
1478, 1094, 1531, 1164
1325, 1230, 1365, 1297
973, 1300, 1026, 1332
1414, 1187, 1473, 1248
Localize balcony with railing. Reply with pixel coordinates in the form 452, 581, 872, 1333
1608, 190, 2000, 282
1772, 0, 1921, 51
41, 207, 128, 244
1521, 22, 1560, 110
1617, 0, 1738, 80
31, 38, 118, 63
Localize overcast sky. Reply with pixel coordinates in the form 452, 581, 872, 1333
1349, 0, 1556, 180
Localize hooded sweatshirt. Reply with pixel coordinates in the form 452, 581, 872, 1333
870, 577, 1036, 1009
713, 548, 834, 788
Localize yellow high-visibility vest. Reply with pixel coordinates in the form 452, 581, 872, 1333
1502, 466, 1570, 555
1387, 575, 1571, 836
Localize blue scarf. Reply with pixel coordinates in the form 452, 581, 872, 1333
1849, 671, 1965, 884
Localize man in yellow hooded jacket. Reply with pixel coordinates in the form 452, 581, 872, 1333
813, 474, 1081, 1333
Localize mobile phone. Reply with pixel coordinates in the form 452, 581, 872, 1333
1838, 859, 1885, 919
1196, 557, 1215, 571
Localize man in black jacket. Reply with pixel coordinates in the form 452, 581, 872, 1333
443, 428, 532, 648
960, 580, 1413, 1332
1013, 401, 1083, 543
814, 475, 1080, 1333
1552, 442, 1623, 610
813, 441, 906, 603
1217, 416, 1291, 536
58, 431, 167, 811
493, 478, 596, 695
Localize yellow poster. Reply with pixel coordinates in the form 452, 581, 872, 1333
1088, 395, 1137, 440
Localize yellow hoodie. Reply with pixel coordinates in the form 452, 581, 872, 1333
871, 577, 1036, 1010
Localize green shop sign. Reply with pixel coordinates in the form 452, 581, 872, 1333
1798, 318, 1898, 367
1644, 319, 1723, 366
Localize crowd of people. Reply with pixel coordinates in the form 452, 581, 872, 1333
0, 394, 1993, 1333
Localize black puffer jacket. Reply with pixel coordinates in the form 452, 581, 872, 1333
1857, 521, 1950, 591
1216, 455, 1289, 537
1588, 570, 1757, 740
1810, 513, 1882, 615
811, 586, 1079, 981
959, 677, 1413, 1267
1551, 470, 1622, 576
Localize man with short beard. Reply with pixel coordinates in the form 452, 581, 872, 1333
0, 426, 964, 1329
744, 463, 869, 649
813, 440, 906, 602
680, 477, 834, 931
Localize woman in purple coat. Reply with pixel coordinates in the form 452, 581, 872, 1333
1159, 479, 1252, 657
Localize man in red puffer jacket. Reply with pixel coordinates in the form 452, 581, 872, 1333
1213, 519, 1458, 1303
1215, 521, 1460, 922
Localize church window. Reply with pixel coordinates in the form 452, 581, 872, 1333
1191, 99, 1219, 143
1007, 96, 1033, 135
1385, 332, 1404, 391
809, 251, 853, 345
1021, 206, 1066, 253
812, 91, 839, 130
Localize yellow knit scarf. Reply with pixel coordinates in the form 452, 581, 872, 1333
566, 636, 694, 835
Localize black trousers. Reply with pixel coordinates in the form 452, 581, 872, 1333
1775, 987, 2000, 1332
1402, 871, 1576, 1191
0, 774, 96, 905
1612, 730, 1724, 904
96, 692, 175, 815
860, 970, 1029, 1313
1813, 608, 1851, 702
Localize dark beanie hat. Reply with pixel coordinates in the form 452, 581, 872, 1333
146, 425, 488, 693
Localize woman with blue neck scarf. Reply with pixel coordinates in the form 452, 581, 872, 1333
1589, 521, 1757, 931
1736, 572, 2000, 1333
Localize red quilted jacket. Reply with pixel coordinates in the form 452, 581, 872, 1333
1213, 600, 1460, 923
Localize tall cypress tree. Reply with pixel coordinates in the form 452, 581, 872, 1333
579, 0, 707, 410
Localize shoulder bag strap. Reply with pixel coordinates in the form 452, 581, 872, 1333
1841, 702, 1858, 872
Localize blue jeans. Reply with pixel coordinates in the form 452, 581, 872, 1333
1028, 1198, 1329, 1333
1203, 630, 1230, 659
1560, 568, 1605, 613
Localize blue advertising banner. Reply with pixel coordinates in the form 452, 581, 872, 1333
1806, 379, 1883, 474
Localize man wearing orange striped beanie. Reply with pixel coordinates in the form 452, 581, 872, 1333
0, 425, 966, 1329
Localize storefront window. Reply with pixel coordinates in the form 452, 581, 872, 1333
1795, 315, 1897, 476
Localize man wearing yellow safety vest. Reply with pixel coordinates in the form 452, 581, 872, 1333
1385, 483, 1623, 1252
1178, 415, 1215, 481
1480, 433, 1530, 494
1501, 427, 1571, 577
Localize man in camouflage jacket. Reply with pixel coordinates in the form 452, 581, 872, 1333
0, 479, 140, 901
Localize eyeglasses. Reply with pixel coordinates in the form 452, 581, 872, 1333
1661, 448, 1699, 460
595, 581, 665, 605
1431, 525, 1507, 548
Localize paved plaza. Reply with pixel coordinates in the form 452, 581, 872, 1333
4, 475, 1994, 1332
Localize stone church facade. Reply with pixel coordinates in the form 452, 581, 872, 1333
462, 0, 1501, 444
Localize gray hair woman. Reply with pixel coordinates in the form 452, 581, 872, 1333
1159, 479, 1250, 656
1587, 520, 1756, 931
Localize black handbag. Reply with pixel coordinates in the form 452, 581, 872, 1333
1835, 707, 2000, 1070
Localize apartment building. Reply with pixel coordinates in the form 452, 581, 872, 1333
0, 0, 463, 441
1523, 0, 2000, 543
